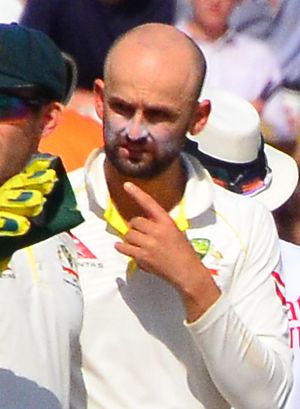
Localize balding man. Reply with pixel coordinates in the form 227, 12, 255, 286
70, 23, 292, 409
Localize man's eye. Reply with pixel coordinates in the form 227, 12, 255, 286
110, 102, 133, 117
146, 109, 171, 122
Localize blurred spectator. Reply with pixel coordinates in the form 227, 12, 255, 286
176, 0, 297, 152
20, 0, 176, 91
230, 0, 300, 91
175, 0, 192, 22
229, 0, 300, 159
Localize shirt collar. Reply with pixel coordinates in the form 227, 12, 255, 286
84, 149, 215, 229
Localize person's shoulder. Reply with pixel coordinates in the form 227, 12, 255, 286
68, 148, 105, 211
10, 231, 77, 272
67, 167, 88, 215
280, 239, 300, 258
175, 20, 188, 31
212, 187, 277, 247
68, 166, 84, 183
213, 183, 272, 220
280, 239, 300, 287
234, 31, 274, 56
31, 231, 76, 252
68, 167, 85, 194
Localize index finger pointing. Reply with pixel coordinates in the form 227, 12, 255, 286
123, 182, 172, 223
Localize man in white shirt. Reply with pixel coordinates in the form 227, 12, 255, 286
70, 23, 292, 408
0, 23, 84, 409
188, 88, 299, 409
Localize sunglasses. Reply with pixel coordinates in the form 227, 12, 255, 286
210, 165, 272, 196
186, 136, 273, 196
0, 93, 42, 122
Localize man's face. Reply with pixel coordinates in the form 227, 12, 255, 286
191, 0, 239, 33
0, 94, 42, 185
98, 49, 198, 179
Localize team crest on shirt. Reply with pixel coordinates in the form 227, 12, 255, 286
57, 243, 81, 292
191, 238, 224, 276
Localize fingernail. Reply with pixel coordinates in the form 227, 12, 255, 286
124, 182, 134, 191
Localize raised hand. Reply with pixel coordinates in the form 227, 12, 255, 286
115, 182, 220, 321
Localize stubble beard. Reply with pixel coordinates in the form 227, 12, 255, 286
104, 142, 180, 179
104, 132, 183, 179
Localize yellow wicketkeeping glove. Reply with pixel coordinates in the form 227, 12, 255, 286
0, 157, 58, 237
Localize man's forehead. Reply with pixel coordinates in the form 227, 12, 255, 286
106, 65, 195, 109
109, 32, 194, 65
106, 45, 196, 96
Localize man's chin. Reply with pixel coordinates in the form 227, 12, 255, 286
105, 148, 175, 178
115, 162, 153, 179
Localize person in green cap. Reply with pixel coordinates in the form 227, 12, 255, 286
0, 23, 84, 409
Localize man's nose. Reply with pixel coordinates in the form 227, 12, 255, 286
125, 114, 148, 141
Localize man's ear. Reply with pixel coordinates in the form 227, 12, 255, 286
94, 78, 105, 121
39, 102, 64, 138
189, 99, 211, 136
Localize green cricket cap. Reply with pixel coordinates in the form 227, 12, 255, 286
0, 23, 72, 102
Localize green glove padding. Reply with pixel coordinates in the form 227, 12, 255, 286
0, 153, 84, 259
0, 157, 58, 236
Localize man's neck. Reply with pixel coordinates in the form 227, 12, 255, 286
187, 20, 228, 42
104, 158, 187, 222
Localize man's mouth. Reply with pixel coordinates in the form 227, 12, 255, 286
120, 145, 147, 160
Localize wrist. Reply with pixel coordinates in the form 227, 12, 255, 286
177, 264, 221, 323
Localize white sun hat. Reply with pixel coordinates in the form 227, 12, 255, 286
187, 88, 299, 211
